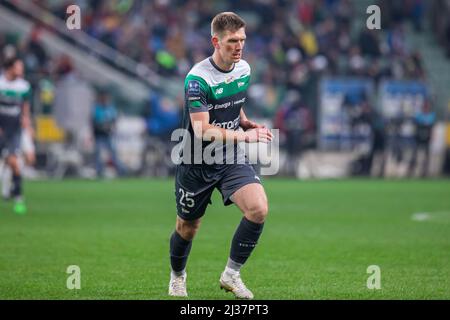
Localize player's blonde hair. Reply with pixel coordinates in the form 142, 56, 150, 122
211, 12, 246, 37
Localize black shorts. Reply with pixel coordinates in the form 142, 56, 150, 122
0, 130, 21, 157
175, 163, 262, 221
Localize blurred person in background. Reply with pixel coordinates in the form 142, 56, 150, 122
21, 25, 48, 76
409, 99, 436, 177
369, 108, 387, 177
0, 57, 33, 214
352, 101, 386, 176
92, 90, 125, 178
141, 93, 181, 176
53, 55, 94, 177
446, 20, 450, 59
146, 93, 181, 140
280, 91, 314, 176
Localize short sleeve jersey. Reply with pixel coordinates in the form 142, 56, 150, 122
180, 57, 251, 165
0, 74, 31, 134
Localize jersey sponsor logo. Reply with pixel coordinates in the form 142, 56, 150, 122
187, 80, 201, 95
213, 101, 232, 110
170, 126, 280, 174
188, 96, 201, 101
211, 115, 240, 130
234, 97, 246, 105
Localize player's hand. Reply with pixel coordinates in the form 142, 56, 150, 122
241, 120, 265, 130
244, 127, 273, 143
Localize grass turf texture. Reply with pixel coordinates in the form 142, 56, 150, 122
0, 179, 449, 300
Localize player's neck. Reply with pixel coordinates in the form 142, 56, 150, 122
4, 72, 16, 81
212, 52, 234, 71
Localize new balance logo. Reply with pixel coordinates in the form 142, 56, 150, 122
238, 81, 245, 88
215, 88, 224, 95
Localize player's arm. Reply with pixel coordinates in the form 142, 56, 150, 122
190, 112, 272, 143
22, 101, 34, 138
239, 108, 266, 131
186, 77, 271, 143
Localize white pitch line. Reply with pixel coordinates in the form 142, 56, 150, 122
411, 212, 430, 222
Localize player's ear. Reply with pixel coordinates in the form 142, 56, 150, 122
212, 35, 220, 50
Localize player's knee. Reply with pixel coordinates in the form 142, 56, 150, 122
7, 156, 20, 174
176, 219, 201, 241
25, 153, 35, 166
246, 202, 268, 223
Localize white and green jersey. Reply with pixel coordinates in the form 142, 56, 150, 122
181, 57, 251, 165
0, 74, 30, 134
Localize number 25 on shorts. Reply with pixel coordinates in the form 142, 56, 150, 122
179, 188, 195, 208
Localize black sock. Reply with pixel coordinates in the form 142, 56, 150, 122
170, 231, 192, 274
230, 217, 264, 266
12, 173, 22, 199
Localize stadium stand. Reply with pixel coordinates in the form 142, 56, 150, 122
0, 0, 448, 178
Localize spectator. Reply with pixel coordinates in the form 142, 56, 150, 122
92, 90, 125, 178
279, 91, 314, 175
410, 99, 436, 177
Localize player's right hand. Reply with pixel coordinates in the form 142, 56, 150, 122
244, 128, 273, 143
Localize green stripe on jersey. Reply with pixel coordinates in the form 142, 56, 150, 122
209, 75, 250, 100
185, 74, 250, 100
0, 89, 30, 99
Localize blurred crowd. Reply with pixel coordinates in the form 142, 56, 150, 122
24, 0, 428, 114
429, 0, 450, 58
0, 0, 445, 178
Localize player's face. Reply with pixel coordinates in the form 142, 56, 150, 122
217, 28, 246, 65
13, 60, 24, 78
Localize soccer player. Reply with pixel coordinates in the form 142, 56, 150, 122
169, 12, 273, 299
0, 57, 32, 214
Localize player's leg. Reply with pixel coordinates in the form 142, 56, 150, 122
7, 153, 26, 214
228, 183, 268, 265
218, 165, 267, 299
170, 216, 201, 277
2, 129, 34, 200
221, 183, 267, 299
168, 216, 201, 297
169, 218, 199, 297
94, 136, 105, 178
105, 136, 125, 177
169, 165, 215, 297
0, 137, 8, 199
21, 129, 36, 167
1, 162, 12, 200
6, 133, 26, 214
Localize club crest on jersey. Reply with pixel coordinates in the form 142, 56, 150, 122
225, 76, 235, 84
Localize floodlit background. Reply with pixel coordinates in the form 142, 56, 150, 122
0, 0, 449, 300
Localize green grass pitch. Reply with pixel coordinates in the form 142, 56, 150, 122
0, 178, 449, 299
